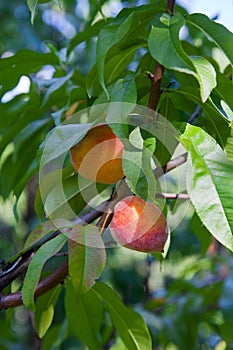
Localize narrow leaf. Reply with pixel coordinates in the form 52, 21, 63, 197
225, 128, 233, 163
39, 123, 92, 168
96, 2, 166, 94
96, 13, 133, 95
35, 285, 62, 338
181, 124, 233, 251
173, 86, 229, 124
67, 225, 106, 298
42, 71, 73, 107
93, 282, 152, 350
27, 0, 38, 24
69, 18, 112, 54
214, 72, 233, 117
123, 127, 156, 202
24, 221, 58, 248
22, 234, 67, 311
186, 13, 233, 65
148, 13, 216, 101
65, 282, 103, 350
0, 50, 58, 96
190, 56, 216, 102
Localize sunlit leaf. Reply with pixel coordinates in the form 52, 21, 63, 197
181, 124, 233, 251
148, 13, 216, 102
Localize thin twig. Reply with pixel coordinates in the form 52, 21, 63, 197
156, 193, 189, 200
166, 0, 176, 15
0, 261, 68, 310
188, 105, 201, 124
154, 152, 188, 179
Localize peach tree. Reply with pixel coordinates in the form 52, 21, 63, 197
0, 0, 233, 349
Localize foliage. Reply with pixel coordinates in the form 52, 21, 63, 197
0, 0, 233, 349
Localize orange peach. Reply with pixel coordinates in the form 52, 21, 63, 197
110, 195, 168, 253
70, 124, 124, 184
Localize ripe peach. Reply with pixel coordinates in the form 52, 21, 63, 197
110, 195, 168, 253
70, 124, 124, 184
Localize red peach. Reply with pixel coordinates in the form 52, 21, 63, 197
110, 195, 168, 253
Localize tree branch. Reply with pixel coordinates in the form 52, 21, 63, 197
147, 63, 165, 112
147, 0, 176, 112
0, 261, 68, 310
0, 202, 107, 292
156, 192, 189, 200
0, 150, 188, 310
166, 0, 176, 15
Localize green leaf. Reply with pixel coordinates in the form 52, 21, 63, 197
41, 172, 107, 220
171, 86, 231, 149
41, 320, 68, 350
186, 13, 233, 65
173, 86, 229, 124
110, 75, 137, 104
0, 124, 47, 199
105, 43, 145, 85
68, 225, 106, 298
42, 71, 73, 107
39, 123, 92, 168
93, 282, 152, 350
123, 127, 156, 202
214, 72, 233, 119
148, 13, 216, 102
181, 124, 233, 251
190, 56, 216, 102
96, 2, 166, 95
221, 101, 233, 123
69, 18, 112, 54
35, 285, 62, 338
190, 213, 212, 255
0, 50, 58, 97
96, 14, 134, 96
22, 234, 67, 311
65, 282, 103, 350
148, 14, 193, 72
86, 64, 99, 98
225, 128, 233, 163
24, 221, 58, 248
27, 0, 38, 24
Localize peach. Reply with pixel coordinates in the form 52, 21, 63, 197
110, 195, 168, 253
70, 124, 124, 184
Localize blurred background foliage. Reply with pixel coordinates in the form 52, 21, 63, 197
0, 0, 233, 349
